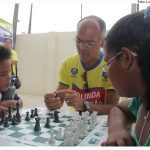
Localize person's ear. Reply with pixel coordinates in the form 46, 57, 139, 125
121, 47, 135, 71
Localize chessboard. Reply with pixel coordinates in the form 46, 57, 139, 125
0, 107, 108, 146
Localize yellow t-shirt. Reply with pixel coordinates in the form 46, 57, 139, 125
59, 53, 114, 104
11, 49, 18, 75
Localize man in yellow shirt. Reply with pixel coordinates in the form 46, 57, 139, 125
3, 37, 18, 75
44, 16, 119, 115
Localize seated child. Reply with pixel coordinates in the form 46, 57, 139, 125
0, 46, 23, 114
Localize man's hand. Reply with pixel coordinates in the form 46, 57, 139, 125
101, 128, 136, 146
56, 89, 84, 111
44, 92, 63, 110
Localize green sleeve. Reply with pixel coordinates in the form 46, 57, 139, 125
128, 97, 141, 119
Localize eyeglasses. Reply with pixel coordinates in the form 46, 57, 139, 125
75, 37, 100, 48
100, 51, 138, 74
100, 52, 123, 73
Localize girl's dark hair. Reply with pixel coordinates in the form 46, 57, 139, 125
106, 9, 150, 110
0, 46, 11, 62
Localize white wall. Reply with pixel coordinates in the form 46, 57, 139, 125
16, 32, 76, 95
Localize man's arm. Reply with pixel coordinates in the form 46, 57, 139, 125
11, 60, 17, 65
56, 89, 119, 115
102, 100, 136, 146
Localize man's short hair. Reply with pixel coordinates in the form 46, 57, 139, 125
77, 15, 106, 39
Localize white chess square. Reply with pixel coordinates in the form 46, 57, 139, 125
4, 129, 15, 135
21, 134, 37, 140
39, 132, 49, 138
17, 123, 30, 128
18, 128, 33, 134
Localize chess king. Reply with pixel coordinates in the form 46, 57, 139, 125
0, 46, 23, 114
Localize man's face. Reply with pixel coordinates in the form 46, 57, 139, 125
3, 39, 12, 49
76, 20, 103, 65
0, 60, 11, 92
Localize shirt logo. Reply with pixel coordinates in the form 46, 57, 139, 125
72, 84, 105, 104
71, 68, 78, 75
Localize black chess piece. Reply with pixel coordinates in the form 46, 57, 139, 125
34, 117, 41, 131
4, 117, 9, 127
53, 111, 60, 123
16, 100, 20, 117
78, 111, 82, 116
0, 111, 5, 125
30, 109, 34, 118
8, 106, 12, 121
25, 112, 30, 121
34, 108, 38, 117
45, 118, 51, 128
12, 115, 17, 125
16, 113, 21, 122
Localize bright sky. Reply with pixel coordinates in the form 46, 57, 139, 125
0, 0, 149, 34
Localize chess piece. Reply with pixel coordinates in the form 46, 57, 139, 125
34, 117, 41, 131
64, 131, 73, 146
25, 112, 30, 121
57, 128, 63, 140
0, 111, 5, 124
78, 111, 82, 116
16, 113, 21, 122
53, 111, 60, 123
12, 115, 17, 125
4, 117, 9, 127
34, 108, 38, 117
49, 130, 55, 145
8, 106, 12, 121
30, 109, 34, 118
45, 118, 51, 128
16, 100, 20, 118
73, 129, 80, 145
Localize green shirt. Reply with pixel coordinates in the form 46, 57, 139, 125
128, 97, 150, 146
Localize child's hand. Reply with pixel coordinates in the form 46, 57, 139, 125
0, 100, 17, 109
101, 128, 136, 146
0, 104, 8, 113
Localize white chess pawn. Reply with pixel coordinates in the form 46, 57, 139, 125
90, 112, 97, 129
49, 130, 55, 145
85, 111, 90, 117
64, 131, 73, 146
57, 128, 63, 140
73, 130, 80, 145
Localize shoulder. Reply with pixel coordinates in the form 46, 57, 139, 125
11, 49, 17, 55
11, 49, 16, 53
62, 53, 80, 65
